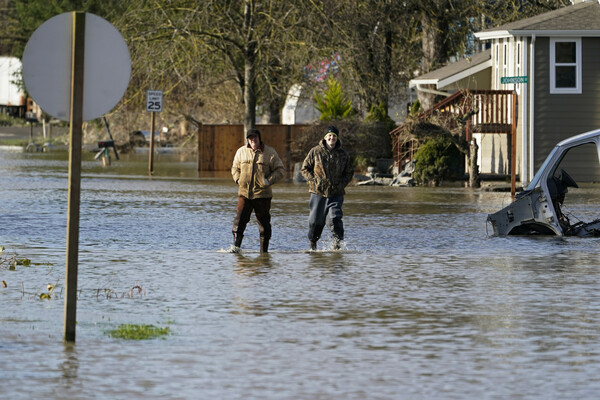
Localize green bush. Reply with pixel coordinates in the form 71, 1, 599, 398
408, 100, 422, 117
365, 102, 396, 132
313, 77, 353, 121
413, 135, 463, 186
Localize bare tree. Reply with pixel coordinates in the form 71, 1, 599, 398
117, 0, 322, 135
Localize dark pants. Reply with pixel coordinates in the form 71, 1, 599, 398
308, 193, 344, 242
232, 196, 272, 240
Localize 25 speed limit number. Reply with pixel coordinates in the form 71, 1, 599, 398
146, 90, 163, 112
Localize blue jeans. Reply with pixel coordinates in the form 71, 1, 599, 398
308, 193, 344, 242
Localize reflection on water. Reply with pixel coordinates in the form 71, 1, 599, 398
2, 149, 600, 399
60, 344, 79, 385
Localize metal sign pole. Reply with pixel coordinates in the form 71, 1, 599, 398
149, 111, 155, 175
23, 11, 131, 343
146, 90, 162, 176
64, 11, 85, 343
511, 92, 517, 198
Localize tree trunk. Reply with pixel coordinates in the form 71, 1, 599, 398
243, 0, 256, 137
262, 98, 282, 124
244, 59, 256, 134
418, 11, 443, 111
469, 139, 480, 188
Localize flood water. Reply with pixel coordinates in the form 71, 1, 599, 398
1, 147, 600, 399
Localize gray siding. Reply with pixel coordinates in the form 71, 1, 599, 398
534, 37, 600, 182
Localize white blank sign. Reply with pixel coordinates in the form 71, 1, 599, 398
22, 12, 131, 122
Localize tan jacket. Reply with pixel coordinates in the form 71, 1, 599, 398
232, 144, 285, 199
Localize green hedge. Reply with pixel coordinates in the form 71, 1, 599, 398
413, 135, 463, 186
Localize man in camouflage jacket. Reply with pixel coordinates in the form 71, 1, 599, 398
231, 129, 285, 253
301, 125, 354, 250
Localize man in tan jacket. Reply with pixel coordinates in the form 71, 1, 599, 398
231, 129, 285, 253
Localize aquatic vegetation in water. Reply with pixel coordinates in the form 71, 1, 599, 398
39, 283, 58, 300
0, 246, 32, 270
0, 246, 52, 270
107, 324, 170, 340
1, 246, 59, 299
96, 285, 145, 299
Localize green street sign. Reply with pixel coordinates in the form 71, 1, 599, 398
501, 76, 529, 84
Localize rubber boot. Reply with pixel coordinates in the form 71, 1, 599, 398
332, 238, 341, 250
310, 240, 317, 251
232, 233, 243, 252
260, 237, 269, 254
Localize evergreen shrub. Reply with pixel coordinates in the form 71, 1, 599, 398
413, 135, 463, 186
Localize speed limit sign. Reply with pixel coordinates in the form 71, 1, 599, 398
146, 90, 163, 112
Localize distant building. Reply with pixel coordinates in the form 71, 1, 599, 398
405, 0, 600, 184
282, 83, 417, 125
0, 56, 41, 120
282, 84, 320, 125
0, 56, 26, 117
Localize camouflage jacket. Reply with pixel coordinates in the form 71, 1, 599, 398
301, 139, 354, 198
232, 144, 285, 199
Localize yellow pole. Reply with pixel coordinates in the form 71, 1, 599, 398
64, 11, 85, 343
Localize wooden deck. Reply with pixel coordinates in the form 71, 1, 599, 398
390, 89, 516, 172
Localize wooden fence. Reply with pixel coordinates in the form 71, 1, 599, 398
196, 124, 309, 172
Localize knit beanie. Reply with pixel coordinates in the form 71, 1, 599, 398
324, 125, 339, 138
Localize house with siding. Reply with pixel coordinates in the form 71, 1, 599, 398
400, 0, 600, 185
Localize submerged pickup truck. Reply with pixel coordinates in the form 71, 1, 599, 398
488, 129, 600, 237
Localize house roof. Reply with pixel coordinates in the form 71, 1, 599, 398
409, 49, 491, 89
410, 2, 600, 90
475, 1, 600, 40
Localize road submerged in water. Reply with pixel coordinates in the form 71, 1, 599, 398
1, 148, 600, 399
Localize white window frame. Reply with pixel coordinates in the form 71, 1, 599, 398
516, 40, 522, 95
502, 41, 509, 82
494, 41, 500, 89
550, 38, 581, 94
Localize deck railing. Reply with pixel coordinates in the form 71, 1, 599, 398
466, 90, 514, 138
390, 89, 514, 171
